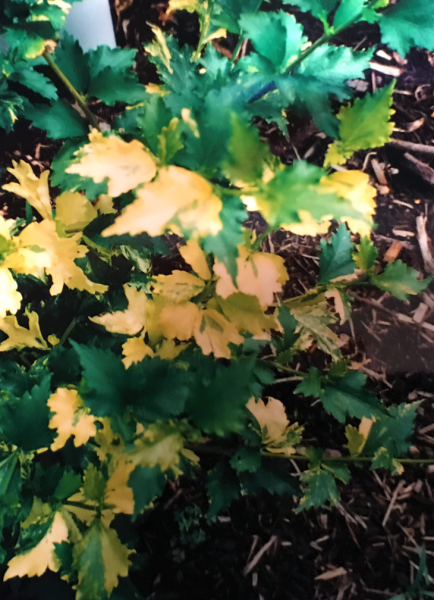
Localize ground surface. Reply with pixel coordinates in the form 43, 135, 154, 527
1, 2, 434, 599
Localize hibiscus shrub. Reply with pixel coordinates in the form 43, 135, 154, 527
0, 0, 433, 598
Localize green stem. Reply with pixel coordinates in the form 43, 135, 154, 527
43, 52, 101, 131
64, 500, 96, 512
231, 36, 245, 64
58, 317, 79, 347
189, 444, 434, 466
25, 201, 33, 225
264, 360, 305, 377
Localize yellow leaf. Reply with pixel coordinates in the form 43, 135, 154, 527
319, 171, 376, 236
145, 25, 172, 73
159, 301, 201, 340
157, 338, 187, 359
129, 422, 185, 473
90, 284, 147, 335
15, 220, 108, 296
247, 397, 289, 446
94, 194, 116, 215
122, 336, 155, 368
0, 310, 48, 352
105, 457, 135, 515
168, 0, 200, 13
179, 240, 211, 281
21, 497, 52, 529
48, 388, 97, 451
346, 417, 373, 455
0, 267, 22, 318
283, 209, 331, 236
102, 166, 222, 238
247, 397, 304, 456
325, 288, 347, 325
193, 308, 243, 359
94, 418, 124, 462
55, 192, 97, 232
153, 271, 205, 303
66, 130, 157, 197
214, 293, 279, 336
214, 245, 288, 309
4, 512, 68, 580
3, 161, 53, 221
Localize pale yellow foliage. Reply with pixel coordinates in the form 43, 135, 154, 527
283, 209, 331, 236
145, 25, 172, 73
214, 246, 288, 308
214, 294, 280, 337
159, 302, 200, 341
3, 161, 53, 221
247, 397, 303, 456
153, 271, 205, 303
90, 284, 147, 335
122, 336, 155, 368
48, 388, 97, 451
0, 310, 49, 352
55, 192, 97, 231
247, 397, 289, 446
102, 166, 222, 239
157, 338, 187, 360
4, 512, 69, 580
0, 267, 22, 318
105, 458, 135, 515
66, 130, 157, 198
97, 522, 132, 594
319, 171, 376, 236
168, 0, 200, 13
14, 220, 108, 295
129, 424, 184, 473
94, 418, 124, 462
179, 240, 211, 281
192, 308, 243, 359
94, 194, 116, 215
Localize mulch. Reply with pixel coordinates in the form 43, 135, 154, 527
2, 1, 434, 598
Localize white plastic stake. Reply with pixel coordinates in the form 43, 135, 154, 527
63, 0, 116, 50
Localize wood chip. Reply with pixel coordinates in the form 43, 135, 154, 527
388, 139, 434, 156
413, 302, 429, 324
243, 536, 277, 576
382, 480, 405, 527
315, 567, 347, 581
404, 152, 434, 185
416, 215, 434, 273
384, 240, 403, 263
371, 158, 388, 185
406, 118, 425, 132
370, 62, 403, 77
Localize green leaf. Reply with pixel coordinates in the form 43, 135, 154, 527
206, 462, 240, 517
333, 0, 366, 28
295, 367, 322, 398
279, 46, 373, 136
128, 465, 166, 519
28, 100, 89, 139
230, 447, 261, 473
318, 224, 356, 284
54, 471, 82, 501
203, 195, 247, 281
212, 0, 264, 33
325, 83, 395, 166
87, 68, 146, 107
364, 402, 418, 469
259, 161, 369, 230
186, 357, 256, 436
296, 469, 340, 511
379, 0, 434, 57
0, 453, 21, 497
321, 370, 387, 423
353, 237, 378, 271
54, 33, 90, 95
0, 376, 55, 452
72, 519, 131, 600
239, 459, 300, 497
282, 0, 339, 25
82, 464, 106, 504
72, 343, 188, 421
239, 10, 306, 73
324, 461, 351, 484
223, 113, 271, 183
11, 68, 58, 100
370, 260, 433, 300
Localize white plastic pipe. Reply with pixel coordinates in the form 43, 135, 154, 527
63, 0, 116, 50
